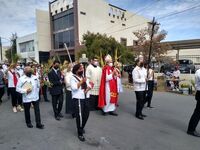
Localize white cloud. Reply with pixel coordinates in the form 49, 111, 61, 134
0, 0, 49, 41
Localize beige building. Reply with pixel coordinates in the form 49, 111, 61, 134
165, 39, 200, 64
49, 0, 149, 61
2, 46, 10, 62
17, 10, 51, 63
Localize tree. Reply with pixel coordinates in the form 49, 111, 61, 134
132, 27, 171, 62
5, 33, 18, 63
78, 32, 135, 66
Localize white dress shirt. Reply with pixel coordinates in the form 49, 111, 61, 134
195, 69, 200, 91
70, 75, 91, 99
64, 71, 73, 91
132, 66, 147, 91
173, 70, 180, 78
16, 75, 40, 103
7, 70, 17, 88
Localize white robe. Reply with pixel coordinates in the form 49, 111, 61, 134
103, 69, 116, 112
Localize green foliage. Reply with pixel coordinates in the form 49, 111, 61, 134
5, 33, 17, 63
78, 32, 135, 66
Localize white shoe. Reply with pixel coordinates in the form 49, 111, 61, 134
17, 105, 24, 112
13, 107, 17, 113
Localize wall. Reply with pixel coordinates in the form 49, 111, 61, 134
78, 0, 149, 46
16, 33, 38, 62
167, 48, 200, 64
36, 9, 51, 52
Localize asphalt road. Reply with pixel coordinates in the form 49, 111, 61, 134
0, 89, 199, 150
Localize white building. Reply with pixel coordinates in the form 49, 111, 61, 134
49, 0, 149, 61
17, 10, 51, 63
17, 0, 149, 62
164, 39, 200, 64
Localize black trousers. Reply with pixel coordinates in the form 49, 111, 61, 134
135, 91, 146, 117
89, 95, 99, 111
74, 98, 90, 136
9, 88, 22, 107
23, 101, 41, 125
146, 81, 154, 107
51, 94, 63, 117
39, 85, 48, 101
0, 87, 5, 101
65, 90, 75, 114
188, 91, 200, 132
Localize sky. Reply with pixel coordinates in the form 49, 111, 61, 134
0, 0, 200, 45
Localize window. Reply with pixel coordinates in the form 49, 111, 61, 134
66, 5, 69, 9
110, 20, 115, 23
122, 23, 126, 26
80, 11, 86, 15
53, 11, 74, 32
55, 10, 57, 14
120, 38, 127, 46
19, 41, 34, 52
133, 40, 138, 46
60, 8, 63, 12
53, 29, 74, 49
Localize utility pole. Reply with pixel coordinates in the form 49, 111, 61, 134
145, 17, 159, 91
0, 37, 2, 61
147, 17, 159, 67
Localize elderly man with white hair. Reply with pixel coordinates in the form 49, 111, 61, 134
98, 55, 119, 116
16, 66, 44, 129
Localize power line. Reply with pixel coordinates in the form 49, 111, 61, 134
100, 0, 161, 33
158, 3, 200, 20
105, 22, 147, 35
103, 2, 200, 36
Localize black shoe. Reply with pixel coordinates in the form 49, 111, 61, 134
141, 114, 147, 117
78, 135, 85, 142
135, 115, 144, 120
55, 116, 61, 121
109, 112, 118, 116
147, 106, 154, 109
58, 113, 64, 118
187, 131, 200, 137
72, 113, 76, 118
102, 112, 108, 116
36, 124, 44, 129
27, 123, 33, 128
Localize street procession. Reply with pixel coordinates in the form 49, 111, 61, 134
0, 0, 200, 149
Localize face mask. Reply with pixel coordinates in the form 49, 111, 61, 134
26, 72, 32, 77
139, 62, 144, 68
54, 66, 59, 70
93, 61, 99, 66
109, 63, 113, 67
77, 71, 83, 76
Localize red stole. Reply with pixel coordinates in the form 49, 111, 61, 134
10, 70, 18, 87
98, 65, 118, 108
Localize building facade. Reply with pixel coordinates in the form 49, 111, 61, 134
17, 10, 51, 63
165, 39, 200, 64
49, 0, 149, 61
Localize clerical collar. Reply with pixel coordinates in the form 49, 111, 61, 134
91, 64, 97, 68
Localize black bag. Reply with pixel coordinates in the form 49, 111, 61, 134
195, 91, 200, 101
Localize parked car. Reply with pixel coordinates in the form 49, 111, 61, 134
178, 59, 195, 73
160, 63, 175, 74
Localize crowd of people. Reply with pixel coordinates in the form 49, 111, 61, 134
0, 53, 200, 141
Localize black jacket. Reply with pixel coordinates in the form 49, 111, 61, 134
48, 69, 63, 95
